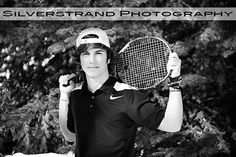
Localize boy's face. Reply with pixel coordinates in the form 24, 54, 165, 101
80, 47, 109, 78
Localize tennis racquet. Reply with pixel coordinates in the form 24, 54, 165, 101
116, 36, 172, 89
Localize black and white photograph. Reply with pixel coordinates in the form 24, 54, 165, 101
0, 1, 236, 157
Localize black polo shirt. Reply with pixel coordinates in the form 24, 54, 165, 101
67, 76, 165, 157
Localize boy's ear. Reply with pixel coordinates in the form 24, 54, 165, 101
107, 59, 110, 64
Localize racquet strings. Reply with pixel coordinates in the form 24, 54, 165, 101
117, 37, 170, 89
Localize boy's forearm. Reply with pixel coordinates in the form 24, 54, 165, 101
158, 88, 183, 132
59, 99, 75, 142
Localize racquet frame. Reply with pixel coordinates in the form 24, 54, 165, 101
116, 36, 172, 89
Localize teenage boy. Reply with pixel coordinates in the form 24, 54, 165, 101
59, 28, 183, 157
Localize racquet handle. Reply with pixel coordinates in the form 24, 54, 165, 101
62, 76, 77, 87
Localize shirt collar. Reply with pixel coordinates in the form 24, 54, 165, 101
82, 76, 117, 94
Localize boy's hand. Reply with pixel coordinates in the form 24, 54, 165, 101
59, 74, 76, 94
167, 52, 181, 78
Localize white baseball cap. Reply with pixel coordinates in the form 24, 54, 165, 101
76, 28, 110, 48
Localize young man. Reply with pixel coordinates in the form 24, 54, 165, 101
59, 28, 183, 157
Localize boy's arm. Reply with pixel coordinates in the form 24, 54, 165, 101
58, 74, 76, 142
157, 88, 183, 132
158, 52, 183, 132
59, 94, 76, 142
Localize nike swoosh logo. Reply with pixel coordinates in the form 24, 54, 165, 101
110, 95, 124, 100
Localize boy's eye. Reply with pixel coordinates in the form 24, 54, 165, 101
81, 52, 89, 55
95, 50, 105, 54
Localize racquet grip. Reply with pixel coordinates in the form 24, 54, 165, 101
62, 76, 77, 87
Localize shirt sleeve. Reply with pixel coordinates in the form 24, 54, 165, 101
67, 95, 75, 133
126, 90, 165, 130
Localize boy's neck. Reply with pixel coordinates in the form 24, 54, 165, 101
86, 73, 110, 93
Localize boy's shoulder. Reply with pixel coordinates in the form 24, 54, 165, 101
113, 81, 137, 91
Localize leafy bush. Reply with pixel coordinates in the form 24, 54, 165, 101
0, 88, 75, 155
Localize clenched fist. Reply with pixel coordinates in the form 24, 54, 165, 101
167, 52, 181, 78
59, 73, 76, 95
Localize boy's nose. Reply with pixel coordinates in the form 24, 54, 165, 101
89, 54, 95, 63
